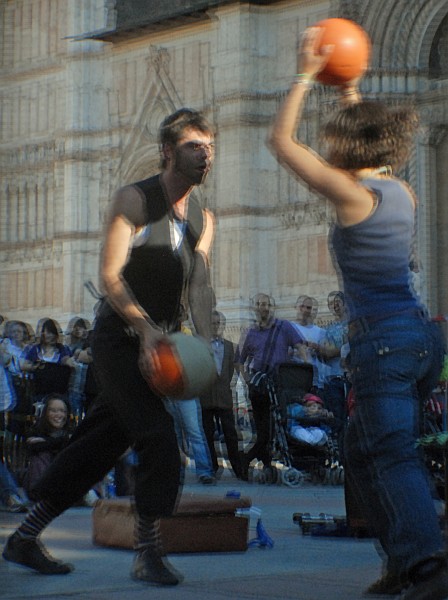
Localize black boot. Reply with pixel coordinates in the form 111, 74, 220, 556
401, 556, 448, 600
132, 515, 183, 586
364, 571, 406, 595
3, 531, 73, 575
131, 546, 183, 586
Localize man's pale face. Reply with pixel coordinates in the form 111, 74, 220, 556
297, 299, 314, 323
211, 315, 221, 337
333, 296, 344, 317
254, 295, 274, 323
172, 128, 214, 185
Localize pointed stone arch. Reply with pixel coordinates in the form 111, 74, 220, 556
342, 0, 448, 72
116, 45, 185, 185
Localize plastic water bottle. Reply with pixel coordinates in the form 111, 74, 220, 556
106, 470, 116, 498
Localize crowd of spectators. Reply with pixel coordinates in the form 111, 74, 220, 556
235, 291, 349, 479
0, 316, 94, 428
0, 315, 99, 511
0, 293, 350, 508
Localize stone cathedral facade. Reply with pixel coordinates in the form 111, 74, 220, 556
1, 0, 448, 340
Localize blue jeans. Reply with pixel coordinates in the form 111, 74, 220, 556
164, 398, 214, 477
0, 461, 20, 503
323, 376, 351, 463
345, 313, 445, 576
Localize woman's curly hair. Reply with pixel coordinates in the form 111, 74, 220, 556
322, 101, 419, 171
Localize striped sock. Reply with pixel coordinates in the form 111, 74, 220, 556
134, 515, 163, 554
17, 500, 61, 539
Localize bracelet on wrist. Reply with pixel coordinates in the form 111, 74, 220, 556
294, 73, 313, 86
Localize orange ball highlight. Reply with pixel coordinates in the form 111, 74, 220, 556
143, 333, 217, 400
149, 339, 185, 398
314, 18, 371, 86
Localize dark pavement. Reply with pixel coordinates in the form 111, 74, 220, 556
0, 465, 388, 600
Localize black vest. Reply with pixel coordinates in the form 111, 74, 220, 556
102, 175, 204, 332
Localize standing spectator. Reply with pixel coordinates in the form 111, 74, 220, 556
0, 315, 6, 338
320, 292, 350, 461
66, 317, 90, 354
291, 295, 326, 393
21, 318, 74, 408
268, 27, 446, 599
0, 462, 28, 513
200, 310, 243, 479
65, 317, 92, 418
236, 293, 304, 478
3, 108, 216, 587
80, 330, 99, 414
1, 321, 30, 376
163, 397, 215, 485
1, 321, 33, 434
0, 347, 27, 513
164, 306, 216, 485
0, 333, 17, 421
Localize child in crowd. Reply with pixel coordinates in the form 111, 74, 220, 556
287, 393, 335, 446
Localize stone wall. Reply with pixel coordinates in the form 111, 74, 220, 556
1, 0, 448, 338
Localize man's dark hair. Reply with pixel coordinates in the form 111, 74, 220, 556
159, 108, 214, 168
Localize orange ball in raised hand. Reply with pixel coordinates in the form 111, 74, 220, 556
313, 18, 371, 86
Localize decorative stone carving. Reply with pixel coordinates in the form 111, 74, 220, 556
147, 45, 171, 76
419, 125, 448, 147
279, 200, 329, 230
2, 0, 448, 326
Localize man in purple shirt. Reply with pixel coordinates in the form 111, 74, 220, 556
236, 293, 304, 479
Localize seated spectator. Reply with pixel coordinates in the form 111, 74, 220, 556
287, 393, 335, 446
22, 392, 99, 506
23, 394, 72, 502
21, 318, 74, 408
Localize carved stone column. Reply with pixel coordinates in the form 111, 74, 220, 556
418, 125, 448, 317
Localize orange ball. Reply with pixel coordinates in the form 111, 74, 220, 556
149, 338, 185, 398
313, 18, 371, 86
144, 333, 217, 399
